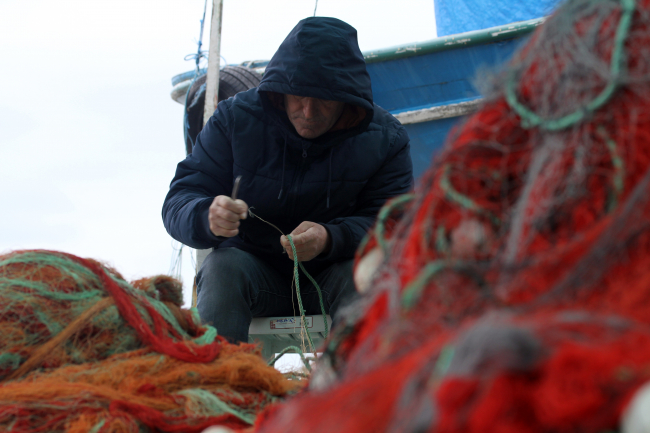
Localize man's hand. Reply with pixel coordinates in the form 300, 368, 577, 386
209, 195, 248, 237
280, 221, 331, 262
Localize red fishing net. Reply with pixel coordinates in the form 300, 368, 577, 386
254, 0, 650, 431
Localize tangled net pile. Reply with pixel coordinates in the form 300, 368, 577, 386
254, 0, 650, 431
0, 250, 299, 432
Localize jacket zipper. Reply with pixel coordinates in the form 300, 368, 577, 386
289, 148, 308, 218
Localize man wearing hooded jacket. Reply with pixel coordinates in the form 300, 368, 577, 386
162, 17, 413, 343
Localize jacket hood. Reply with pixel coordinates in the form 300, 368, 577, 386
258, 17, 374, 119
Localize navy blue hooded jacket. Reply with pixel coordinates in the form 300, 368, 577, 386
162, 17, 413, 277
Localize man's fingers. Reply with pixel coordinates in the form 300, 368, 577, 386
290, 221, 315, 236
212, 206, 242, 223
281, 234, 308, 247
281, 222, 329, 263
285, 249, 307, 261
209, 218, 239, 237
288, 230, 311, 246
209, 195, 248, 238
215, 195, 248, 216
280, 236, 309, 261
209, 212, 240, 230
234, 199, 248, 219
215, 195, 236, 210
214, 217, 240, 230
211, 196, 248, 223
212, 226, 239, 237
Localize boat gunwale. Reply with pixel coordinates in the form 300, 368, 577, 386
362, 17, 545, 64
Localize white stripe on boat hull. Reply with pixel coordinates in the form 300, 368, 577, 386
394, 99, 482, 125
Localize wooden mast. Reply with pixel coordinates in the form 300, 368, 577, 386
203, 0, 224, 126
194, 0, 223, 307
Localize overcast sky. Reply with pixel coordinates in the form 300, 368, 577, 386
0, 0, 437, 307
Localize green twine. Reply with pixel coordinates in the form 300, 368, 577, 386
287, 235, 317, 351
177, 388, 257, 424
356, 193, 414, 264
0, 252, 103, 296
401, 261, 449, 310
0, 353, 22, 370
248, 209, 329, 353
0, 251, 217, 364
374, 193, 415, 255
0, 278, 102, 301
598, 126, 625, 212
505, 0, 636, 130
359, 175, 499, 312
435, 226, 450, 255
88, 420, 106, 433
34, 308, 65, 336
193, 324, 218, 346
440, 165, 501, 226
154, 297, 192, 337
401, 260, 491, 309
268, 345, 313, 372
299, 262, 329, 339
435, 346, 455, 376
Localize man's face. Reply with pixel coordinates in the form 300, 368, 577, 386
284, 94, 345, 139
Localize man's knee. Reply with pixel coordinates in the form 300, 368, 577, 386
199, 247, 251, 274
329, 259, 354, 276
324, 260, 355, 294
196, 248, 256, 299
320, 260, 358, 317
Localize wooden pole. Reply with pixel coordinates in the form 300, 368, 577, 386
203, 0, 224, 126
194, 0, 223, 307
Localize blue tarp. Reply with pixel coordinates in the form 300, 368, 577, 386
435, 0, 562, 36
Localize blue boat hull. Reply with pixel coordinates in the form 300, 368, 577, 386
364, 19, 543, 178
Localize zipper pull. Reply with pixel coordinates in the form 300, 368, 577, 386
302, 149, 307, 159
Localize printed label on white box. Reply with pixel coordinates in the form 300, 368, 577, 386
270, 316, 313, 329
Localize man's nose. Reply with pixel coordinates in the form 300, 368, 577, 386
303, 98, 317, 119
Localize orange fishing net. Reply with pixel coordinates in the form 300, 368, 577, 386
0, 250, 300, 432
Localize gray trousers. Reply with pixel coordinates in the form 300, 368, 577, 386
196, 248, 357, 343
